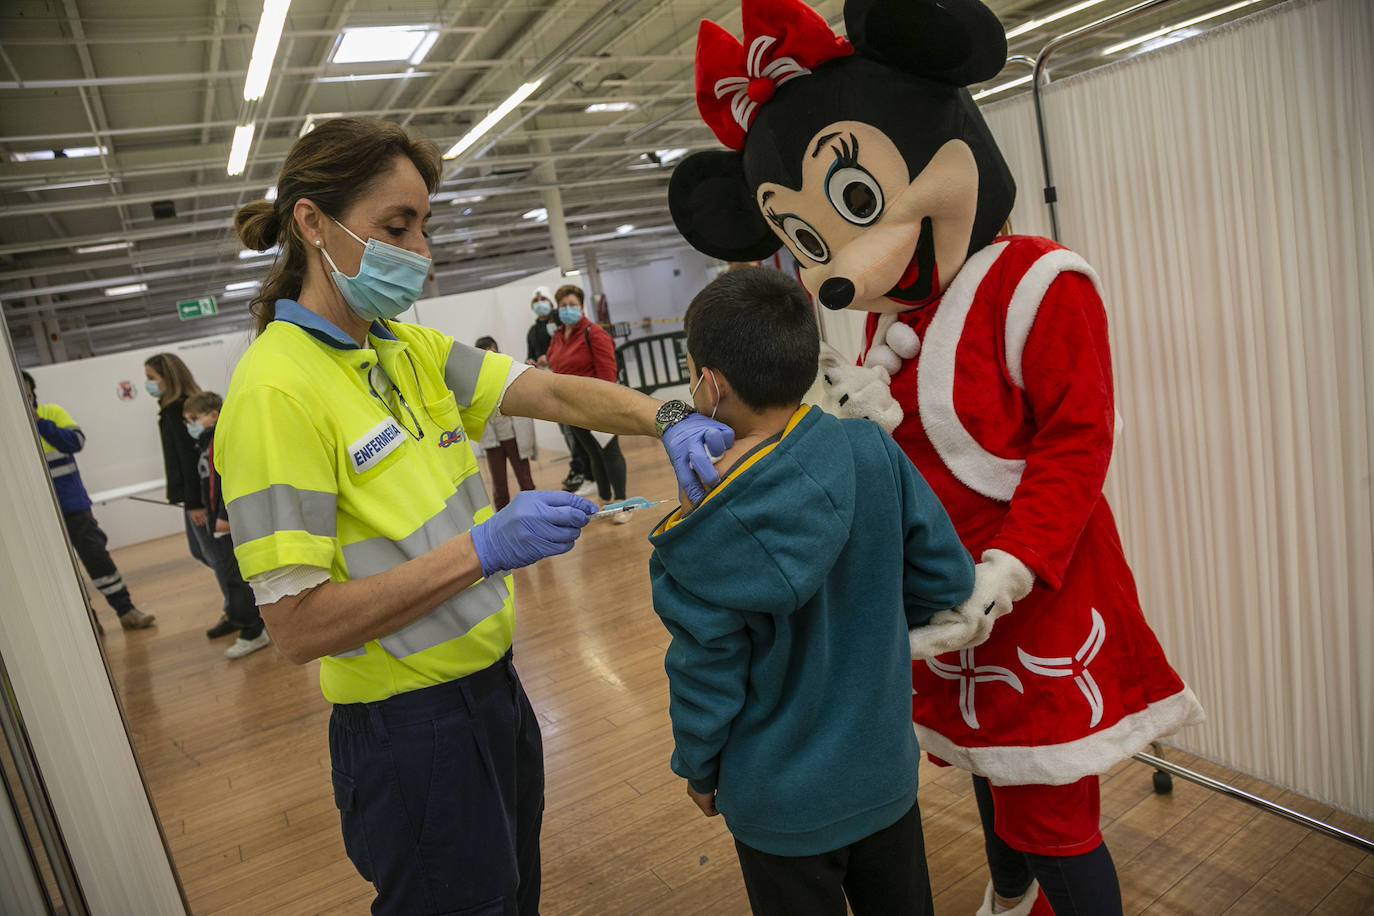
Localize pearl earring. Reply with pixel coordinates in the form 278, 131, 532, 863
314, 239, 322, 247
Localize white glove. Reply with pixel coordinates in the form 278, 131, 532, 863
909, 549, 1034, 659
808, 343, 905, 433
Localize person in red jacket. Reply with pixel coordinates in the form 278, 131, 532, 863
547, 284, 630, 519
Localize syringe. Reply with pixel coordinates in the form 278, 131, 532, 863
591, 496, 672, 519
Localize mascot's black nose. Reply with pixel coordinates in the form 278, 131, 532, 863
819, 277, 855, 310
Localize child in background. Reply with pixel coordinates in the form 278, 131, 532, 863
474, 336, 538, 510
183, 392, 270, 659
647, 267, 976, 916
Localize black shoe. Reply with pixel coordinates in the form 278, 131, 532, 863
206, 617, 239, 639
561, 471, 584, 492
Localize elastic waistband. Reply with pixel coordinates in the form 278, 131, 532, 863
331, 651, 514, 734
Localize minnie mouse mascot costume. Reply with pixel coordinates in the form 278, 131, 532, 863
668, 0, 1205, 913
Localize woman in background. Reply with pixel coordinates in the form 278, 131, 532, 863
547, 284, 629, 520
476, 336, 538, 510
145, 352, 235, 638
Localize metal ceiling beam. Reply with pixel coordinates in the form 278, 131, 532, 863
0, 25, 485, 47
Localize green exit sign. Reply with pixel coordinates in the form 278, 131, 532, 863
177, 296, 218, 320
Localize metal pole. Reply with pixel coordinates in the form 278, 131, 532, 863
1031, 0, 1185, 240
1134, 752, 1374, 855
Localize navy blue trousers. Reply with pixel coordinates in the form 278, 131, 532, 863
329, 652, 544, 916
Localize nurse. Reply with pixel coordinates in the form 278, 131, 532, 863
220, 117, 726, 915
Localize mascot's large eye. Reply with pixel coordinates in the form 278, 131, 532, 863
827, 166, 883, 225
777, 214, 830, 263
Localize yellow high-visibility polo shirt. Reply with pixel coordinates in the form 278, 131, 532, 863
215, 300, 515, 704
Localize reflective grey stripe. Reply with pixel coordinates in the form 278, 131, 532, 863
444, 342, 488, 406
227, 484, 337, 545
49, 462, 79, 478
338, 475, 500, 659
92, 573, 125, 595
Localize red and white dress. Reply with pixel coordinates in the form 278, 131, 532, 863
868, 235, 1205, 786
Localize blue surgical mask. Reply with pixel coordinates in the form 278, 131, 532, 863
320, 218, 432, 322
558, 305, 582, 326
185, 420, 205, 439
145, 380, 162, 398
533, 300, 552, 318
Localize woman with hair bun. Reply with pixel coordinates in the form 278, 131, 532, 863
217, 117, 732, 914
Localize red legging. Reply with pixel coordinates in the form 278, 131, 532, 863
486, 438, 536, 510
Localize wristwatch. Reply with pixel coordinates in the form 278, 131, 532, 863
654, 399, 696, 438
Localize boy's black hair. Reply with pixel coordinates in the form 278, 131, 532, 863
684, 267, 819, 410
21, 370, 35, 391
475, 335, 498, 351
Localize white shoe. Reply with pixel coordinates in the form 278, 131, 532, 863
978, 880, 1042, 916
612, 510, 634, 524
224, 631, 271, 659
576, 480, 599, 498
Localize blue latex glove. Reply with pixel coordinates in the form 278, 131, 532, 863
662, 413, 735, 505
469, 490, 597, 577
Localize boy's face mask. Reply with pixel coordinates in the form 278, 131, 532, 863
185, 419, 205, 439
690, 368, 720, 420
319, 218, 432, 323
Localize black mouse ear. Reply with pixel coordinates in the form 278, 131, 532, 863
669, 151, 782, 262
844, 0, 1007, 87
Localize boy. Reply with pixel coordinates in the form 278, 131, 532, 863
183, 391, 270, 659
647, 267, 976, 916
23, 371, 155, 630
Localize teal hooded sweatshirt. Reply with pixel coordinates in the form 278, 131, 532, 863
648, 406, 975, 856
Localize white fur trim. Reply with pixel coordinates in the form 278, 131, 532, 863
917, 242, 1024, 501
886, 320, 921, 359
864, 343, 903, 376
1004, 250, 1100, 389
978, 881, 1042, 916
915, 685, 1205, 786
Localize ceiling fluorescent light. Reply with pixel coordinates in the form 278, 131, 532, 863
1005, 0, 1110, 39
264, 185, 278, 201
522, 207, 549, 222
449, 194, 487, 205
655, 148, 688, 164
616, 224, 635, 234
586, 102, 638, 113
1103, 0, 1262, 54
227, 124, 256, 176
239, 245, 279, 259
103, 283, 148, 297
10, 145, 109, 163
444, 79, 545, 160
330, 26, 438, 64
225, 280, 262, 291
75, 241, 131, 255
243, 0, 292, 101
973, 74, 1033, 101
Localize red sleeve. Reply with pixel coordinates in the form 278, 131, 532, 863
985, 271, 1115, 588
588, 325, 618, 383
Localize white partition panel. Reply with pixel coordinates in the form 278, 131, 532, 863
982, 0, 1373, 817
1, 338, 184, 911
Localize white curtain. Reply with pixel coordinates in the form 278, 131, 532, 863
982, 0, 1373, 818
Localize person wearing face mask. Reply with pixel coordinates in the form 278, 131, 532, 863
145, 353, 230, 592
526, 286, 595, 496
546, 284, 630, 517
183, 391, 268, 658
219, 117, 732, 916
22, 371, 155, 630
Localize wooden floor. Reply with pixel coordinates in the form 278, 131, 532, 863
95, 436, 1374, 915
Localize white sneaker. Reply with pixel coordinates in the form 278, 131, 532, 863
612, 510, 634, 525
576, 480, 599, 498
224, 631, 271, 659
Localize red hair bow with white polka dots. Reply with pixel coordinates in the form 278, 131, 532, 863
695, 0, 853, 150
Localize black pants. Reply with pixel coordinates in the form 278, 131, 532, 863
558, 423, 588, 477
733, 799, 932, 916
567, 426, 626, 501
329, 653, 544, 916
64, 508, 135, 616
974, 775, 1123, 916
185, 519, 262, 638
